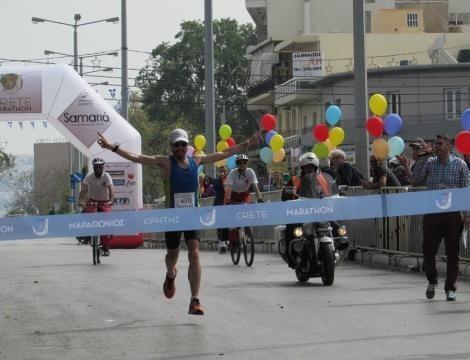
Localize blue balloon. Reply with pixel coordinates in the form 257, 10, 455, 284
260, 147, 273, 164
226, 155, 237, 169
388, 136, 405, 157
461, 109, 470, 131
197, 165, 204, 175
265, 130, 277, 146
384, 113, 403, 136
326, 105, 342, 126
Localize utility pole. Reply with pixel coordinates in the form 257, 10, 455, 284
204, 0, 216, 177
121, 0, 129, 120
353, 0, 370, 179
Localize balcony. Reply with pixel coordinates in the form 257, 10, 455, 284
274, 77, 319, 106
247, 77, 274, 105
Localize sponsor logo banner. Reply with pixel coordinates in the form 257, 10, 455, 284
57, 91, 114, 148
0, 188, 468, 241
0, 72, 42, 113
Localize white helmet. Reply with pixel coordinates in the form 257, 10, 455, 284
92, 157, 105, 166
299, 152, 319, 168
236, 154, 249, 164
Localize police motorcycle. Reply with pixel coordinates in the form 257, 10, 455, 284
277, 153, 349, 285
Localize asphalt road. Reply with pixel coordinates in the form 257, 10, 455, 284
1, 238, 470, 360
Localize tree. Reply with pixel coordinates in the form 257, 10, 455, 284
0, 147, 14, 176
136, 19, 257, 138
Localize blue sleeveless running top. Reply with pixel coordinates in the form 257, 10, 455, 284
168, 155, 199, 208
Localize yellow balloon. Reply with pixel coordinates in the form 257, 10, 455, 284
372, 138, 389, 159
369, 94, 388, 116
216, 140, 229, 152
194, 135, 206, 151
219, 124, 232, 140
270, 134, 285, 151
324, 138, 335, 151
194, 150, 205, 156
215, 159, 227, 168
272, 148, 285, 163
329, 127, 345, 146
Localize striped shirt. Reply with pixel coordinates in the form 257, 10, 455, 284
413, 154, 469, 190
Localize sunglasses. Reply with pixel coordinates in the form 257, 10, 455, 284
94, 166, 104, 170
237, 161, 248, 165
173, 141, 188, 148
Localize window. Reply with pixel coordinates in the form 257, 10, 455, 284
387, 93, 401, 115
407, 13, 418, 28
365, 0, 375, 3
365, 11, 371, 33
445, 89, 462, 120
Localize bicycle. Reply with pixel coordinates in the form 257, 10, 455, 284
82, 201, 112, 265
228, 202, 255, 267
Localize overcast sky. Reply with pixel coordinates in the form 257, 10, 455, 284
0, 0, 253, 155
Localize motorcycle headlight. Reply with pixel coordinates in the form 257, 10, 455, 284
293, 227, 303, 238
337, 226, 347, 237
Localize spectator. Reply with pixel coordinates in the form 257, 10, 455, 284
396, 138, 434, 186
412, 134, 470, 301
270, 171, 283, 190
389, 158, 411, 186
201, 176, 215, 198
319, 158, 336, 180
213, 166, 229, 253
330, 149, 364, 186
362, 155, 400, 190
464, 154, 470, 169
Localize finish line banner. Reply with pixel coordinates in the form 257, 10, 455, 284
0, 188, 469, 241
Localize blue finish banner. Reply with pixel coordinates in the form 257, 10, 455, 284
0, 188, 468, 241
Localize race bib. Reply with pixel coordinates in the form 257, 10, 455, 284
174, 192, 196, 208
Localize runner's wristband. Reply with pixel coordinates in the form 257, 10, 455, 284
112, 144, 119, 152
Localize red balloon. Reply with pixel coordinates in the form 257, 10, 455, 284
455, 131, 470, 155
366, 116, 384, 138
260, 114, 276, 131
226, 137, 236, 147
313, 124, 329, 142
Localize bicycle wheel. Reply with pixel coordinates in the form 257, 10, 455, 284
96, 236, 101, 264
243, 227, 255, 267
92, 236, 98, 265
230, 232, 241, 265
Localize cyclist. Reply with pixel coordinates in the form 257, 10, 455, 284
226, 154, 263, 204
97, 129, 259, 315
78, 157, 114, 256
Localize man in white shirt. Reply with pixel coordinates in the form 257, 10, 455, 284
226, 154, 263, 204
79, 157, 114, 256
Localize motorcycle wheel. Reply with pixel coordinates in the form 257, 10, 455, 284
295, 269, 309, 283
320, 244, 335, 286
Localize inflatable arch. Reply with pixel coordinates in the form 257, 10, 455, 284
0, 64, 143, 247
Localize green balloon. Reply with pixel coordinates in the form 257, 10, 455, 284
313, 143, 329, 159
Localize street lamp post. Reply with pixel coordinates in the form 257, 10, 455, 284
32, 14, 119, 73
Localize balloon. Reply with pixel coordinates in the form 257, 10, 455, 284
194, 150, 205, 156
455, 131, 470, 155
329, 127, 345, 146
388, 136, 405, 157
187, 145, 195, 157
384, 113, 403, 136
326, 105, 342, 126
226, 155, 237, 169
260, 114, 276, 131
371, 138, 389, 159
313, 124, 329, 142
194, 135, 206, 150
214, 159, 227, 168
272, 148, 285, 163
216, 140, 229, 152
226, 137, 236, 147
197, 165, 204, 175
369, 94, 387, 116
366, 116, 384, 138
313, 143, 330, 159
219, 124, 232, 140
324, 138, 335, 151
265, 130, 277, 145
260, 147, 273, 164
269, 134, 284, 151
461, 109, 470, 131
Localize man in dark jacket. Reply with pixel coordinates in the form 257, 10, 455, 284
330, 149, 363, 186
